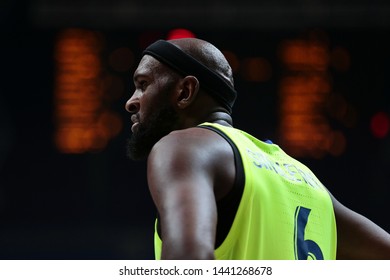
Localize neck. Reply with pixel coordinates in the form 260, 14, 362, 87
202, 111, 233, 127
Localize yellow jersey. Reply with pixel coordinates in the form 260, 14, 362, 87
154, 122, 337, 260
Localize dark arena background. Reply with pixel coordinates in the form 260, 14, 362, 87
1, 0, 389, 259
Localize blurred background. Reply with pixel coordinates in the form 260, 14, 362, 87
1, 0, 389, 259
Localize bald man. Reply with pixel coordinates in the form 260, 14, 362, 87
125, 38, 390, 260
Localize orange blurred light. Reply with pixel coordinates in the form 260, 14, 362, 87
277, 34, 343, 158
279, 40, 329, 71
53, 28, 122, 154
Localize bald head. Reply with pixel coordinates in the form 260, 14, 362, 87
167, 38, 235, 88
142, 38, 237, 112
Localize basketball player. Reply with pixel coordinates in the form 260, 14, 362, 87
126, 38, 390, 259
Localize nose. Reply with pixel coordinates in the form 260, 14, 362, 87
125, 94, 140, 114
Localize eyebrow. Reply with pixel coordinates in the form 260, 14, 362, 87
133, 71, 148, 83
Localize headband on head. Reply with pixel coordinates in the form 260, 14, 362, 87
142, 40, 237, 113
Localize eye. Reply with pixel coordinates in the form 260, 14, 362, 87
139, 80, 148, 91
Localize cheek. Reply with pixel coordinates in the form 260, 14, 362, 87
138, 96, 158, 124
137, 91, 153, 116
139, 81, 175, 119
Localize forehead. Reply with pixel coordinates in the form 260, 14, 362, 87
133, 55, 161, 78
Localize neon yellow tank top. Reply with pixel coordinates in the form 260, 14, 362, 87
154, 122, 337, 260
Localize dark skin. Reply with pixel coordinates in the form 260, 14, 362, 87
126, 38, 390, 259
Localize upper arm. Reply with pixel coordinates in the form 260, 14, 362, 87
147, 129, 226, 259
329, 193, 390, 259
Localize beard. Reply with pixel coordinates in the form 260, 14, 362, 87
126, 104, 179, 161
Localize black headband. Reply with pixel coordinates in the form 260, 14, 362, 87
142, 40, 237, 113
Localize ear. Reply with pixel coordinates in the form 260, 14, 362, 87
176, 76, 200, 109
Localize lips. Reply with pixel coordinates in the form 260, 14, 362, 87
131, 115, 140, 133
131, 122, 139, 133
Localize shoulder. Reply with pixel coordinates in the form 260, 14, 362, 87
147, 126, 236, 200
148, 126, 231, 164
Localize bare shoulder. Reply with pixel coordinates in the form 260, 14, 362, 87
148, 126, 236, 200
149, 126, 231, 162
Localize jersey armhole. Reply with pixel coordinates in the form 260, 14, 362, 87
198, 124, 245, 248
155, 124, 245, 248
